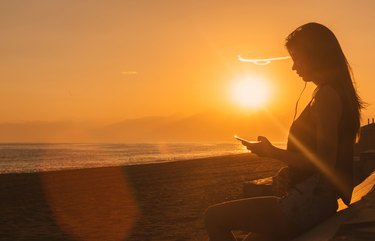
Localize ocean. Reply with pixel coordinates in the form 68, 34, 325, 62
0, 142, 286, 174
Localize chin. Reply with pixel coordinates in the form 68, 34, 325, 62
302, 77, 312, 82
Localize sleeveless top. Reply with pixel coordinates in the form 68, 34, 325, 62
286, 87, 354, 205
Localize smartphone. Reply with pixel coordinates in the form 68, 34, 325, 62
234, 135, 260, 145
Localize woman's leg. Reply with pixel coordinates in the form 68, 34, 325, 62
204, 196, 293, 241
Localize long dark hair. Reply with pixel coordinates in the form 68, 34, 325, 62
285, 22, 364, 140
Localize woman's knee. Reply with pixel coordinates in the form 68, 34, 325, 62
204, 203, 230, 229
204, 204, 219, 226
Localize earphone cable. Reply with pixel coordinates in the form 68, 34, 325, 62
293, 82, 307, 121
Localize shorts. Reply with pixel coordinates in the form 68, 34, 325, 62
278, 175, 338, 233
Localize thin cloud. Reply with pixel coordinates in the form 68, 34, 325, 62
238, 55, 290, 65
121, 71, 138, 75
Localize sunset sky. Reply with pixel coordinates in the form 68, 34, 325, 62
1, 1, 375, 141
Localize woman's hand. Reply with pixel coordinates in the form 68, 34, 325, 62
243, 136, 275, 158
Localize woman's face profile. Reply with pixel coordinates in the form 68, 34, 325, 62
290, 50, 320, 83
291, 53, 311, 82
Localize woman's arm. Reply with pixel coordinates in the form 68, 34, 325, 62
246, 85, 342, 171
248, 138, 316, 170
312, 85, 342, 171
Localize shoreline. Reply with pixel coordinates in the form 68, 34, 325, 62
0, 152, 249, 175
0, 153, 284, 240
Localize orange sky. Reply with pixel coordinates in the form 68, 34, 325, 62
1, 1, 374, 130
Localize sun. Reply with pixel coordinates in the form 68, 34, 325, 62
231, 76, 271, 109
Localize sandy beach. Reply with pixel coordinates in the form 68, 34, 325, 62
0, 153, 284, 241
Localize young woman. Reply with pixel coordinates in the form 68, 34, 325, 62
204, 22, 364, 241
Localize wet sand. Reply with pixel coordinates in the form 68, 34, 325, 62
0, 153, 284, 241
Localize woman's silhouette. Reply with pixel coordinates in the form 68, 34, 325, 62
205, 22, 364, 241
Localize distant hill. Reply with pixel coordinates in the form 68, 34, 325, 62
0, 111, 291, 143
92, 110, 290, 143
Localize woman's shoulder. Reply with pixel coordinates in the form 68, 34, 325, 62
312, 84, 342, 117
313, 85, 341, 106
